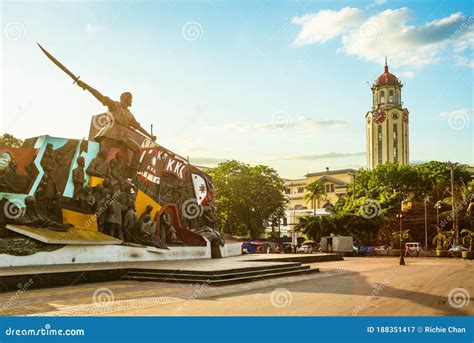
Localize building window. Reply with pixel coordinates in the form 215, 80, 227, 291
325, 184, 335, 193
380, 91, 385, 103
393, 124, 398, 162
297, 187, 304, 193
294, 204, 303, 210
377, 125, 383, 164
285, 188, 291, 194
389, 90, 394, 103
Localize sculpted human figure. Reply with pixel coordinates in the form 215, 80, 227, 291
76, 80, 156, 177
86, 150, 109, 178
78, 184, 96, 213
107, 152, 127, 185
72, 156, 85, 200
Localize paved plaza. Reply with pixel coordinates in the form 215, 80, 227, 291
0, 257, 472, 316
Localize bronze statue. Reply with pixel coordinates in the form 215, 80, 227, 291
72, 156, 85, 200
78, 184, 96, 213
86, 150, 109, 178
160, 212, 178, 243
134, 205, 166, 248
37, 43, 155, 178
16, 196, 72, 231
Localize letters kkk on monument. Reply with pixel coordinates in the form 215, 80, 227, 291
0, 44, 224, 256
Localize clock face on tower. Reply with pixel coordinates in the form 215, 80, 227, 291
373, 108, 386, 124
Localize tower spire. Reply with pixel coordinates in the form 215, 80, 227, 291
384, 56, 388, 73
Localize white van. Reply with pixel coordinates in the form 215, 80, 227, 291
405, 242, 422, 255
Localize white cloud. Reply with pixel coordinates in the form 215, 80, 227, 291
396, 70, 415, 79
203, 122, 248, 133
256, 116, 348, 130
439, 108, 473, 117
454, 55, 474, 68
367, 0, 387, 9
203, 116, 349, 133
292, 7, 362, 46
293, 7, 474, 68
268, 151, 365, 161
86, 24, 108, 34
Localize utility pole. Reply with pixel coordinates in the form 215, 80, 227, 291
448, 163, 458, 246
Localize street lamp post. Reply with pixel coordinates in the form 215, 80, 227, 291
434, 201, 442, 226
397, 211, 405, 265
398, 194, 412, 266
424, 196, 431, 257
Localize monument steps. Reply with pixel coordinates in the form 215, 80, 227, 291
122, 262, 319, 285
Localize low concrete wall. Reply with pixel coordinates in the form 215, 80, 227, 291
220, 242, 242, 257
0, 242, 211, 267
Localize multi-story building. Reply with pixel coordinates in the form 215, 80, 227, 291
280, 168, 355, 235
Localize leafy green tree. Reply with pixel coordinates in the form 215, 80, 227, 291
298, 162, 472, 248
207, 160, 287, 238
0, 134, 23, 148
304, 180, 326, 214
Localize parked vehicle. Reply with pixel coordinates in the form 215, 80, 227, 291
374, 245, 391, 256
358, 246, 374, 254
405, 242, 422, 256
297, 241, 318, 254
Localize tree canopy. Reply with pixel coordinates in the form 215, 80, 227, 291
0, 134, 23, 148
207, 160, 287, 238
297, 162, 473, 247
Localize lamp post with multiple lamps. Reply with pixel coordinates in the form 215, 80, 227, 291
397, 194, 413, 266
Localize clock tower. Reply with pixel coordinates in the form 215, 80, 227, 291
366, 59, 409, 169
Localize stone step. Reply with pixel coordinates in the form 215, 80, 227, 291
123, 266, 319, 285
128, 261, 303, 276
124, 264, 310, 281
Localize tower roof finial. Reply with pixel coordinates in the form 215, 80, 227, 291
384, 57, 388, 73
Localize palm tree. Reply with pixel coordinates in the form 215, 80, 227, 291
432, 226, 454, 256
304, 180, 327, 215
461, 229, 474, 252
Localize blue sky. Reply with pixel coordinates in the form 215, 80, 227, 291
1, 0, 473, 178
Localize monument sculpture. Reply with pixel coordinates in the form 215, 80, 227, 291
0, 43, 223, 253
